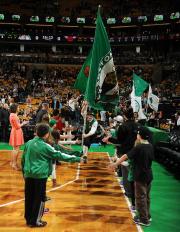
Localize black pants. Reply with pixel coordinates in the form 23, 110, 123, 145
135, 181, 151, 223
25, 178, 47, 225
121, 165, 132, 198
130, 181, 135, 207
84, 135, 103, 148
1, 124, 9, 142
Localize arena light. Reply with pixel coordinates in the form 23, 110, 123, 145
122, 17, 131, 24
45, 16, 54, 23
77, 17, 85, 24
154, 15, 164, 22
107, 18, 116, 24
138, 16, 147, 23
30, 16, 39, 22
0, 14, 5, 21
60, 17, 70, 23
170, 12, 180, 20
12, 15, 21, 21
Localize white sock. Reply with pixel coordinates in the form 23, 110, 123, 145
52, 163, 56, 179
83, 146, 88, 156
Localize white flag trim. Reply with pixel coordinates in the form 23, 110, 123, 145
130, 84, 147, 119
147, 85, 159, 112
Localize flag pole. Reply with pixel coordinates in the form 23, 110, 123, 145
81, 101, 88, 153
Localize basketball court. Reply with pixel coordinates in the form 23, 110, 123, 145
0, 151, 141, 232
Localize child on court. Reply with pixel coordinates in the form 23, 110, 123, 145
50, 129, 83, 186
22, 123, 82, 228
109, 126, 154, 227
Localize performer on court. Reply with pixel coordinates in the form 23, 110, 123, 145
22, 123, 83, 228
109, 126, 154, 226
81, 101, 104, 162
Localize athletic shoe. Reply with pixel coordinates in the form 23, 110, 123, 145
56, 161, 61, 165
44, 208, 49, 214
28, 220, 47, 227
47, 176, 52, 181
45, 196, 51, 201
130, 205, 136, 211
133, 216, 150, 226
83, 156, 88, 164
119, 180, 123, 186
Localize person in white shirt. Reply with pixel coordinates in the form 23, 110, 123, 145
176, 112, 180, 128
81, 101, 104, 162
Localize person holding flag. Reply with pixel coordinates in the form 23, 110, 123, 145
74, 5, 119, 160
131, 73, 149, 124
74, 5, 119, 111
81, 101, 104, 163
147, 84, 159, 112
74, 50, 92, 94
84, 6, 119, 111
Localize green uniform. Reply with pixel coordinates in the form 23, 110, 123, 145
21, 136, 80, 179
127, 159, 134, 182
53, 143, 82, 157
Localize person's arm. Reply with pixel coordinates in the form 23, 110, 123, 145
81, 100, 88, 117
44, 143, 81, 163
57, 143, 72, 151
12, 115, 28, 129
108, 154, 128, 171
60, 134, 75, 140
102, 135, 112, 144
108, 144, 138, 171
59, 140, 77, 144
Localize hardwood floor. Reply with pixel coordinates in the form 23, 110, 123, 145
0, 151, 138, 232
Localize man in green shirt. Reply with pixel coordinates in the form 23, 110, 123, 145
22, 123, 82, 228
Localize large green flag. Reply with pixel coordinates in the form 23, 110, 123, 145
133, 73, 149, 96
84, 7, 119, 111
74, 50, 92, 94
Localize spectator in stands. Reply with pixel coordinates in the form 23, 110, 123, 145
26, 95, 32, 105
1, 103, 10, 142
36, 103, 49, 123
175, 112, 180, 130
52, 109, 65, 133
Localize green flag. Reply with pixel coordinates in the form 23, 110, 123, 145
84, 7, 119, 111
74, 50, 92, 94
133, 73, 149, 96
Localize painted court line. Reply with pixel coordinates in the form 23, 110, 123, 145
0, 162, 81, 208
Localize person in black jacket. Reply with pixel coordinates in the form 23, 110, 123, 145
103, 107, 140, 197
36, 103, 49, 124
0, 103, 3, 141
1, 103, 10, 142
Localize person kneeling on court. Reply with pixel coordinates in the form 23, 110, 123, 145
21, 123, 83, 228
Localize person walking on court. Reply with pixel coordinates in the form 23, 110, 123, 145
81, 101, 104, 162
